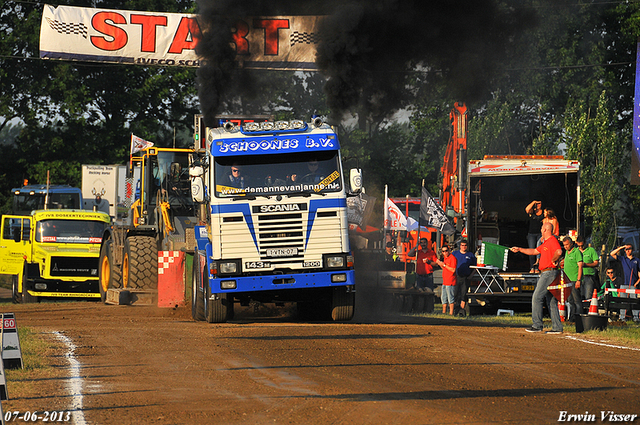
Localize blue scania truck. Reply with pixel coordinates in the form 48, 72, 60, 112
189, 117, 360, 322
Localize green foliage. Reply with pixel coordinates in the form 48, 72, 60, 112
565, 91, 626, 249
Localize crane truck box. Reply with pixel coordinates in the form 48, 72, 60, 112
0, 209, 111, 302
189, 117, 361, 323
439, 103, 580, 311
81, 164, 127, 217
465, 156, 580, 309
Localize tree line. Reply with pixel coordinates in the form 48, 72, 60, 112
1, 0, 640, 251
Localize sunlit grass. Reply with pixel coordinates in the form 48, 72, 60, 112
3, 327, 64, 399
412, 303, 640, 348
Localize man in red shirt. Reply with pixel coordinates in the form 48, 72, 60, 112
437, 246, 458, 315
408, 238, 438, 292
511, 222, 563, 334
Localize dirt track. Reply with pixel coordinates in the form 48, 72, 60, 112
2, 300, 640, 425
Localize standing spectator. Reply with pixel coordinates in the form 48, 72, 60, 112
437, 246, 457, 315
525, 200, 544, 273
511, 222, 564, 334
561, 236, 584, 321
576, 235, 599, 300
609, 244, 640, 321
384, 242, 398, 262
453, 239, 477, 316
408, 238, 438, 292
599, 267, 620, 298
543, 209, 560, 237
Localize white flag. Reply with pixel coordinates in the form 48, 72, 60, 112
384, 197, 408, 230
130, 134, 154, 154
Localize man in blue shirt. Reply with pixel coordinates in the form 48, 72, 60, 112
453, 239, 477, 316
610, 244, 640, 321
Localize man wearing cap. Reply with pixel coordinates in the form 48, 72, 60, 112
408, 238, 438, 292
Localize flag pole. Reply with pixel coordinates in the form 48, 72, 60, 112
383, 184, 388, 250
417, 179, 423, 246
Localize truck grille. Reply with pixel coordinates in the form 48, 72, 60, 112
257, 212, 304, 263
50, 257, 99, 277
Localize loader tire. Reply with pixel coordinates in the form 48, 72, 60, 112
191, 254, 205, 321
99, 240, 122, 303
122, 236, 157, 290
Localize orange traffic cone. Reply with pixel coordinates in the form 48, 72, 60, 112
588, 289, 599, 315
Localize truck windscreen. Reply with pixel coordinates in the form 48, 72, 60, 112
36, 220, 107, 244
214, 151, 342, 198
13, 193, 81, 215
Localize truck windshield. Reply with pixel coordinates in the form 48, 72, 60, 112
214, 151, 342, 198
36, 220, 107, 244
13, 192, 81, 215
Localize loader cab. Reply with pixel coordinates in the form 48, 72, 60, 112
132, 148, 195, 227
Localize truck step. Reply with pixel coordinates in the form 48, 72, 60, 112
105, 288, 158, 306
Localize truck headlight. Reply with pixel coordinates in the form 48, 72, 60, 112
324, 255, 345, 268
219, 262, 238, 274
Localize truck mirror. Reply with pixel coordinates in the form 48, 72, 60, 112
191, 177, 205, 203
13, 228, 21, 243
349, 168, 362, 193
189, 166, 204, 177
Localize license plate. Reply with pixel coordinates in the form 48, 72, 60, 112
245, 261, 270, 269
303, 261, 321, 268
521, 285, 535, 291
266, 248, 298, 257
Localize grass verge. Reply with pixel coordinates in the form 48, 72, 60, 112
413, 303, 640, 348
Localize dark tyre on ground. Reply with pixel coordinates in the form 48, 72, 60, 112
21, 263, 38, 304
12, 275, 21, 304
331, 286, 355, 321
191, 254, 205, 321
204, 277, 230, 323
99, 240, 122, 303
122, 236, 157, 290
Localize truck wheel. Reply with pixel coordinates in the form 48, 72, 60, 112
12, 275, 21, 304
99, 240, 122, 303
204, 280, 230, 323
21, 264, 38, 304
331, 286, 355, 321
122, 236, 157, 290
191, 254, 205, 321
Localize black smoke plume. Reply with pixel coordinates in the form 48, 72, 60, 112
195, 0, 535, 125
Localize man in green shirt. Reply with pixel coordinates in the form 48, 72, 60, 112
576, 235, 599, 300
561, 236, 584, 320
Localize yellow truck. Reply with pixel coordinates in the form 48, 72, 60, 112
0, 209, 111, 302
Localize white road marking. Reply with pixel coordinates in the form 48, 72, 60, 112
52, 332, 87, 425
564, 335, 640, 351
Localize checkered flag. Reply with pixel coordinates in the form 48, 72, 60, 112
290, 31, 321, 46
45, 17, 88, 39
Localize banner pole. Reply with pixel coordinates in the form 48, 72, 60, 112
383, 185, 388, 250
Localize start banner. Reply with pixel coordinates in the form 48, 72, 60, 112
39, 4, 322, 70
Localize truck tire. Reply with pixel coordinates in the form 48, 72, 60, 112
331, 286, 355, 321
204, 281, 230, 323
191, 254, 205, 321
21, 264, 38, 304
122, 236, 157, 290
12, 275, 20, 304
99, 240, 122, 303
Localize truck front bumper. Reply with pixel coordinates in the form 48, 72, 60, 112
210, 269, 355, 293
